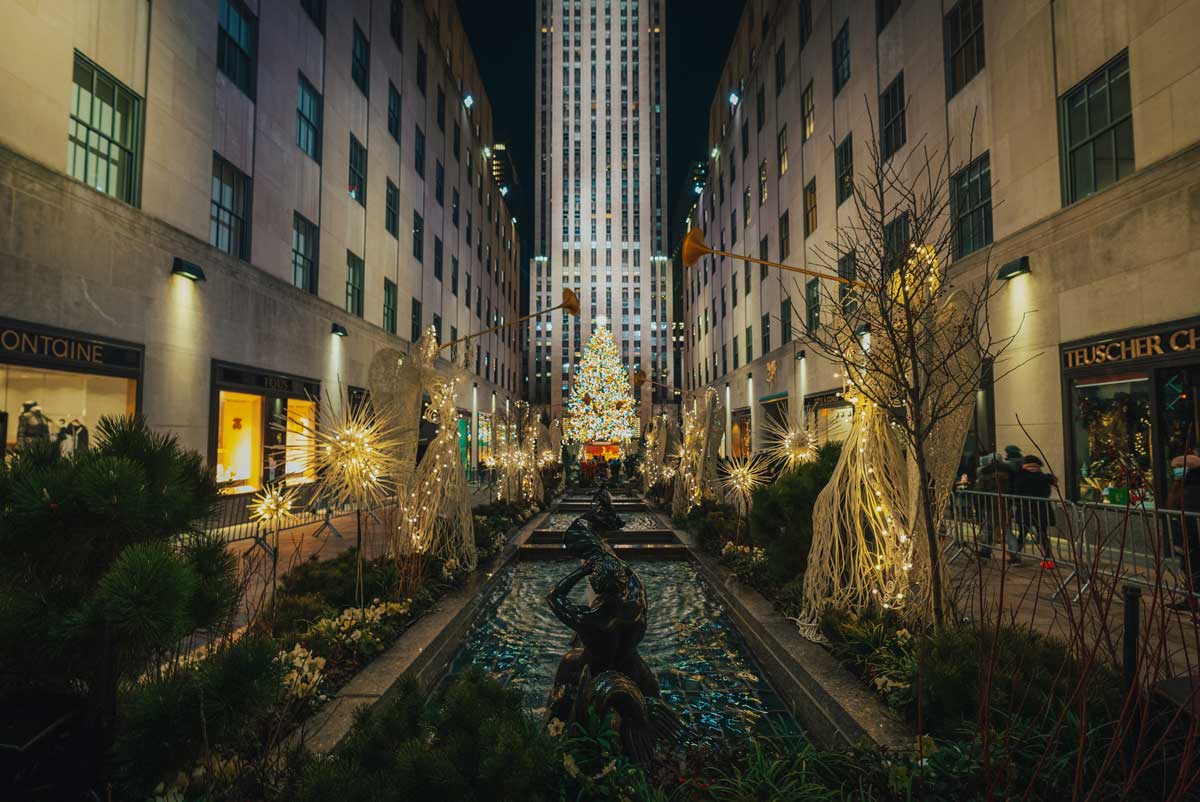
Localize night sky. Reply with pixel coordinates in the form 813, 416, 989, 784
458, 0, 745, 260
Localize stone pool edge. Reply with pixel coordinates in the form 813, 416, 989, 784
293, 500, 558, 755
652, 507, 914, 753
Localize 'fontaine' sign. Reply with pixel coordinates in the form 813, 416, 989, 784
0, 318, 142, 375
1062, 322, 1200, 370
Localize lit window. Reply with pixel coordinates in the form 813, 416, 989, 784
801, 82, 814, 142
216, 390, 263, 494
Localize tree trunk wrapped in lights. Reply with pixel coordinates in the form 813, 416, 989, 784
671, 387, 725, 517
793, 120, 1013, 632
493, 401, 544, 505
563, 326, 637, 444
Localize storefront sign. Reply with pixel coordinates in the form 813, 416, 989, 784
213, 362, 320, 399
0, 318, 142, 375
1063, 322, 1200, 370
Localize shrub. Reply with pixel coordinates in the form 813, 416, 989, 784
279, 549, 400, 609
747, 443, 841, 590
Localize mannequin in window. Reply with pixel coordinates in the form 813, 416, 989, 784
16, 401, 50, 448
58, 418, 90, 456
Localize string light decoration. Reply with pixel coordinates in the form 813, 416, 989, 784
493, 402, 545, 505
671, 387, 725, 517
761, 415, 818, 472
718, 453, 771, 519
249, 482, 300, 527
563, 325, 637, 443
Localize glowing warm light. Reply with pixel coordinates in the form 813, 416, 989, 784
563, 326, 636, 443
762, 415, 818, 471
249, 483, 299, 526
718, 453, 770, 517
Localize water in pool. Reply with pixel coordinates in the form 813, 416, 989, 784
542, 512, 665, 531
446, 559, 798, 739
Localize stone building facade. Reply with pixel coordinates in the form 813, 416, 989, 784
683, 0, 1200, 504
0, 0, 522, 494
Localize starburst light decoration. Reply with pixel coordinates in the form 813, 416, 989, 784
250, 482, 300, 526
563, 325, 637, 443
718, 454, 771, 518
761, 415, 818, 471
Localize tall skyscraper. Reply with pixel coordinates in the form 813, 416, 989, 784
528, 0, 671, 430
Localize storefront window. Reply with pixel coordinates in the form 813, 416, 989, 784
1158, 367, 1200, 492
285, 398, 317, 485
1, 365, 136, 456
478, 414, 492, 463
730, 411, 751, 458
457, 415, 470, 472
217, 390, 263, 494
1072, 373, 1153, 505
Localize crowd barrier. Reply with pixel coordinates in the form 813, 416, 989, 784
943, 490, 1200, 601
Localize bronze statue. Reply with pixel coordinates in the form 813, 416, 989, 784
545, 515, 682, 762
583, 483, 625, 533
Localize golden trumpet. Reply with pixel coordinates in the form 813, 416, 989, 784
682, 228, 857, 286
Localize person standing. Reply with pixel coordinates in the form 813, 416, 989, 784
974, 452, 1015, 562
1011, 455, 1058, 568
1165, 453, 1200, 611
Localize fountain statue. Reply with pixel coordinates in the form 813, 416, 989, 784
545, 515, 682, 762
583, 483, 625, 533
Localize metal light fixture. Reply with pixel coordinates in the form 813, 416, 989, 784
796, 349, 806, 360
997, 256, 1031, 281
483, 146, 492, 159
331, 323, 349, 337
171, 257, 206, 281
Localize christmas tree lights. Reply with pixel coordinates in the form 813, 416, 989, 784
564, 326, 637, 443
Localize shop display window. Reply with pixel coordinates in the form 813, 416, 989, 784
284, 398, 317, 485
1072, 373, 1153, 506
1, 365, 136, 456
478, 414, 492, 463
730, 412, 752, 458
216, 390, 263, 494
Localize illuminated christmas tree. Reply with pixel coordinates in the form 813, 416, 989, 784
564, 325, 637, 443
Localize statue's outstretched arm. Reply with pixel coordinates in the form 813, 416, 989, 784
547, 564, 592, 627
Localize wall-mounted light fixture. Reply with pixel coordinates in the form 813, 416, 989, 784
463, 93, 475, 109
728, 91, 740, 106
171, 257, 206, 282
331, 323, 349, 337
710, 146, 719, 158
997, 256, 1031, 281
795, 349, 806, 360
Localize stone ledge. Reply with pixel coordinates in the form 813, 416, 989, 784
655, 508, 912, 753
293, 508, 550, 754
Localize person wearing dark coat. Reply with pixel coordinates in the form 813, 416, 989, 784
1165, 453, 1200, 611
1011, 455, 1057, 566
974, 452, 1015, 561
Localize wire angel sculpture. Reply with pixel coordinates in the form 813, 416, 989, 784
671, 387, 725, 517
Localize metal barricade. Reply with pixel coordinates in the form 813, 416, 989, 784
944, 490, 1200, 602
201, 483, 391, 544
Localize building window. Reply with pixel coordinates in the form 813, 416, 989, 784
451, 255, 459, 295
414, 125, 425, 177
348, 135, 367, 206
389, 0, 403, 48
301, 0, 325, 31
806, 279, 820, 333
345, 250, 364, 317
775, 44, 786, 96
759, 235, 769, 279
292, 212, 318, 293
832, 22, 850, 96
951, 152, 993, 257
733, 335, 740, 369
412, 211, 424, 261
880, 72, 906, 162
416, 45, 427, 95
436, 87, 445, 131
383, 278, 397, 334
801, 82, 814, 142
1060, 51, 1133, 205
945, 0, 984, 98
433, 314, 442, 342
411, 298, 422, 342
835, 134, 853, 204
838, 250, 857, 306
759, 160, 768, 205
799, 0, 812, 47
385, 180, 399, 236
781, 298, 792, 344
878, 0, 901, 32
435, 161, 445, 205
296, 74, 322, 162
351, 23, 369, 95
756, 85, 766, 132
804, 179, 817, 238
453, 122, 461, 160
451, 188, 460, 226
218, 0, 256, 98
883, 213, 910, 273
387, 82, 401, 143
761, 313, 771, 355
433, 236, 443, 280
745, 326, 753, 364
209, 153, 250, 259
779, 211, 790, 260
777, 125, 789, 176
68, 53, 141, 205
